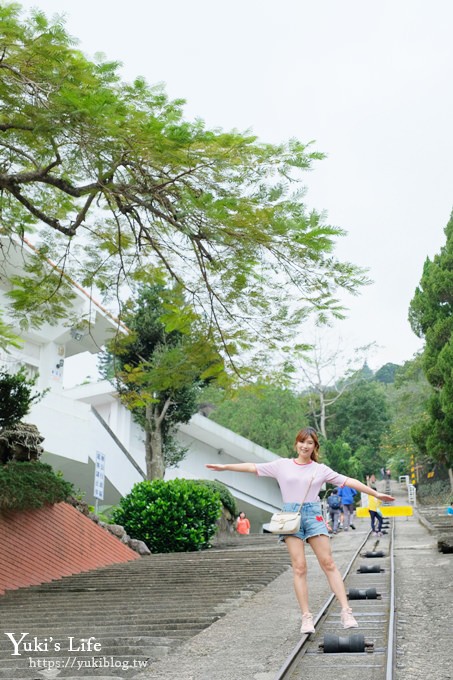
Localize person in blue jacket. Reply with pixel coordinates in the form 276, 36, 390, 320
338, 485, 357, 531
327, 488, 342, 534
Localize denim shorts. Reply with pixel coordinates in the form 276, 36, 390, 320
279, 502, 329, 542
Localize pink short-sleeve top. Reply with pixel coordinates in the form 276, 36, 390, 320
255, 458, 347, 504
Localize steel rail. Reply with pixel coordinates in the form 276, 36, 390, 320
385, 519, 396, 680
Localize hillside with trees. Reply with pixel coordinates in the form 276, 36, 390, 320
205, 356, 450, 496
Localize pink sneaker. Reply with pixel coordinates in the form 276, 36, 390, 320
301, 612, 315, 634
341, 607, 358, 629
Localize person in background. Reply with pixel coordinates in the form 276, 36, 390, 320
368, 485, 383, 536
327, 488, 342, 534
205, 427, 394, 635
338, 485, 357, 530
445, 501, 453, 516
236, 511, 251, 534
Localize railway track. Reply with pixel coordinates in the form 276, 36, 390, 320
275, 519, 396, 680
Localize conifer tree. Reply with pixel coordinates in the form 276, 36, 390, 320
409, 212, 453, 490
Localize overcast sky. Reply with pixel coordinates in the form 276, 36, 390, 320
17, 0, 453, 382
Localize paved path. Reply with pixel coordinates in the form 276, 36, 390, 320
394, 510, 452, 680
133, 523, 369, 680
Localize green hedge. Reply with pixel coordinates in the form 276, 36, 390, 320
0, 461, 74, 511
192, 479, 238, 517
112, 478, 222, 553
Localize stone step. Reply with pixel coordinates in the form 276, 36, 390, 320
0, 608, 236, 622
0, 603, 230, 616
5, 585, 272, 599
0, 594, 255, 614
14, 575, 284, 587
29, 576, 284, 588
0, 622, 213, 646
0, 589, 275, 610
20, 573, 286, 590
4, 570, 287, 592
6, 572, 286, 588
0, 613, 218, 626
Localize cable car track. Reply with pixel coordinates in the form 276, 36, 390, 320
275, 518, 396, 680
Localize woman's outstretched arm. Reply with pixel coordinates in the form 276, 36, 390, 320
205, 463, 257, 473
344, 477, 395, 502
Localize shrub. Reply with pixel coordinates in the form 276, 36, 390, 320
112, 478, 222, 553
0, 369, 46, 428
0, 461, 74, 511
193, 479, 238, 517
417, 479, 451, 505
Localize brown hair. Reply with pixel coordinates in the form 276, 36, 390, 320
294, 427, 320, 462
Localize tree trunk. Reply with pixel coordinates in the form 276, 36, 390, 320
319, 394, 327, 439
147, 428, 165, 480
144, 404, 165, 480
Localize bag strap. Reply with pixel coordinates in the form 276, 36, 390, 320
294, 471, 317, 514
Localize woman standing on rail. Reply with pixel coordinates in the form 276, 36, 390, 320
206, 426, 395, 635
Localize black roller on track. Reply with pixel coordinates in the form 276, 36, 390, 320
322, 633, 366, 654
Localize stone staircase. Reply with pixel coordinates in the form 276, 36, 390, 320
416, 504, 453, 552
0, 534, 291, 679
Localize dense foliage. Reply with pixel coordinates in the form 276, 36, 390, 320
206, 384, 308, 456
321, 438, 364, 480
327, 379, 390, 475
0, 461, 74, 511
101, 284, 224, 479
409, 211, 453, 480
192, 479, 238, 518
0, 368, 43, 428
374, 363, 400, 384
379, 356, 431, 479
0, 3, 368, 376
112, 479, 222, 553
206, 373, 391, 479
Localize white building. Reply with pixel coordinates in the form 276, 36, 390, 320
0, 238, 281, 529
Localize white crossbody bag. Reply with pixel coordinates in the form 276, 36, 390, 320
268, 472, 316, 534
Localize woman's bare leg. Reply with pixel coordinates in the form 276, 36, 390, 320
284, 536, 310, 613
307, 535, 349, 609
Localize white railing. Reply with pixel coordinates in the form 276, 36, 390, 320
407, 483, 417, 506
398, 474, 416, 505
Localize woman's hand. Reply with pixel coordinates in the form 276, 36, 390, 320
205, 464, 226, 471
377, 492, 395, 502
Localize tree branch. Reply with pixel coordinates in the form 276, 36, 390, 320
5, 183, 75, 235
